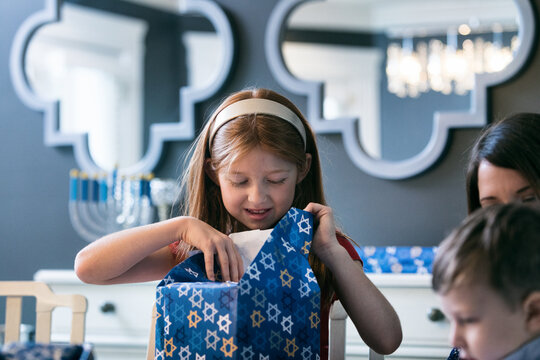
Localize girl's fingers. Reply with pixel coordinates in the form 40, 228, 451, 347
227, 243, 244, 282
203, 247, 216, 281
235, 248, 244, 281
215, 241, 231, 282
224, 242, 240, 282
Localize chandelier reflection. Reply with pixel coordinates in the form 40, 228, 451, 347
386, 26, 518, 98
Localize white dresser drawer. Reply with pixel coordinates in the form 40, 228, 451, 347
345, 274, 452, 360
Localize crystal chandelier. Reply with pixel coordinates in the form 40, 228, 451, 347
386, 26, 518, 98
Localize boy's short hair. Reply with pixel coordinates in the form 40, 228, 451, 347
432, 203, 540, 308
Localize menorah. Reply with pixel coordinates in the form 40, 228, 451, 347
69, 169, 178, 242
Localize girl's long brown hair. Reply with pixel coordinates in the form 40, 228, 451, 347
175, 88, 342, 308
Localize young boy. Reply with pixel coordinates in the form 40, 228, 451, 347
432, 203, 540, 360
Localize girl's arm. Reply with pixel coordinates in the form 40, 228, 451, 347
74, 216, 243, 285
304, 203, 402, 355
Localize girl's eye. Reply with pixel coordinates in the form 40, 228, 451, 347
230, 180, 248, 187
268, 178, 287, 184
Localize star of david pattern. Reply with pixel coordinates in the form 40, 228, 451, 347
155, 208, 320, 359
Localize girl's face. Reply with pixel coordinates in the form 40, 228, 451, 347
215, 147, 309, 231
477, 160, 537, 208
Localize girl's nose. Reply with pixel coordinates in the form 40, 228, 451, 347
248, 183, 267, 204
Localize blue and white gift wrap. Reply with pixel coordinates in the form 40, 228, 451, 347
357, 246, 436, 274
155, 208, 321, 359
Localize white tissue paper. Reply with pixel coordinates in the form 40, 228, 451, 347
229, 228, 273, 273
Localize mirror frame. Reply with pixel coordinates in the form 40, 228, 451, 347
266, 0, 535, 179
10, 0, 234, 176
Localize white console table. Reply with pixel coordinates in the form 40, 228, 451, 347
345, 274, 452, 359
34, 270, 452, 360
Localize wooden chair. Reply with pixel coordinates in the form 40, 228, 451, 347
147, 300, 383, 360
329, 300, 384, 360
0, 281, 87, 344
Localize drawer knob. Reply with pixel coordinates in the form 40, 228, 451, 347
427, 307, 445, 322
100, 302, 116, 314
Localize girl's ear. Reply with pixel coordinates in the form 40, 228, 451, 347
204, 158, 219, 185
523, 291, 540, 333
296, 153, 312, 184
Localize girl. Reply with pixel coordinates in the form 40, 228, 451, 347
466, 112, 540, 212
75, 88, 402, 358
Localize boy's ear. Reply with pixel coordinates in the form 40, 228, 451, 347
296, 153, 312, 184
523, 291, 540, 333
204, 158, 219, 185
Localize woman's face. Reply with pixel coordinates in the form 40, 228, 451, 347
477, 160, 537, 208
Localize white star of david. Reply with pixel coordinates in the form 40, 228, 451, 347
179, 345, 191, 360
259, 251, 276, 270
164, 315, 172, 335
189, 288, 204, 308
246, 262, 261, 281
195, 354, 206, 360
239, 278, 252, 295
177, 283, 190, 297
202, 301, 218, 322
186, 267, 199, 277
156, 288, 164, 305
281, 237, 295, 253
297, 215, 312, 234
218, 313, 232, 334
155, 349, 165, 360
281, 314, 293, 334
288, 208, 299, 221
163, 274, 174, 285
267, 303, 281, 323
205, 329, 220, 350
305, 268, 317, 283
301, 346, 312, 360
299, 280, 311, 298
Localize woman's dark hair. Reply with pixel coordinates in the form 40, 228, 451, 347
466, 113, 540, 213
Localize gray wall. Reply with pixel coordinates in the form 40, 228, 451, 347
1, 0, 539, 285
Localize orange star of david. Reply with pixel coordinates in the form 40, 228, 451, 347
187, 310, 202, 328
220, 336, 238, 358
250, 310, 265, 328
280, 269, 293, 288
309, 311, 320, 328
301, 240, 310, 255
164, 337, 177, 357
284, 338, 299, 357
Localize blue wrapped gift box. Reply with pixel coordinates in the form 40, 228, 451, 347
154, 208, 321, 359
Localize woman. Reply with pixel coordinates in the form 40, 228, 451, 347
465, 112, 540, 212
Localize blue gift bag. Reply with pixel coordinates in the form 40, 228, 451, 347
154, 208, 321, 359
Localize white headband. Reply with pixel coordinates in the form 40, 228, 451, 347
209, 98, 307, 150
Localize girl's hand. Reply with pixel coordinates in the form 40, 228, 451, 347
180, 217, 244, 282
303, 203, 342, 263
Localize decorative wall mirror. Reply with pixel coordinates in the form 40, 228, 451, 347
10, 0, 234, 176
267, 0, 534, 179
11, 0, 535, 180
